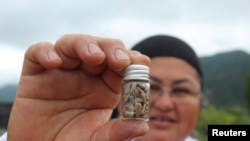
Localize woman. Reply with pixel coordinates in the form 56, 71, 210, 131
129, 35, 203, 141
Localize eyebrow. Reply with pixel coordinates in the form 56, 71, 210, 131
150, 76, 162, 84
149, 75, 196, 86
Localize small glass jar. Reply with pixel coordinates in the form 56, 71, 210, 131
120, 64, 150, 121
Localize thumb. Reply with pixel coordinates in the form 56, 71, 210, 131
92, 119, 149, 141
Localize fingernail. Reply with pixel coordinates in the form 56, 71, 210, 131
48, 50, 59, 60
88, 43, 103, 54
131, 51, 142, 56
115, 49, 129, 60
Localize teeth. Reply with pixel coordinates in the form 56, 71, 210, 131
152, 117, 164, 121
151, 117, 172, 122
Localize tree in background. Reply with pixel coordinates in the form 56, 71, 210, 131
245, 73, 250, 114
196, 106, 250, 141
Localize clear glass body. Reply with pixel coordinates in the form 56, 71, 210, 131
121, 79, 150, 121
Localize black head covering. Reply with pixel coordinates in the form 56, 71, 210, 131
131, 34, 203, 81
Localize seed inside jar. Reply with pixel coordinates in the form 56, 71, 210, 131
122, 82, 150, 119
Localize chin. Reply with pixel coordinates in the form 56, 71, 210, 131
146, 128, 184, 141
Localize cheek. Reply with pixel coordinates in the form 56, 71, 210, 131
178, 103, 200, 121
177, 98, 200, 133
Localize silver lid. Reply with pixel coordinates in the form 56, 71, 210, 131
124, 64, 149, 80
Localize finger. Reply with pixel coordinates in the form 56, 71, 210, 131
54, 34, 106, 70
97, 37, 131, 71
92, 119, 149, 141
22, 42, 62, 75
127, 50, 151, 66
100, 50, 151, 94
101, 67, 123, 94
80, 38, 131, 75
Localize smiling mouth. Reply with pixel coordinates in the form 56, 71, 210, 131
150, 116, 175, 122
149, 116, 176, 128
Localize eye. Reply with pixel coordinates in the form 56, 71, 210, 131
172, 88, 191, 95
150, 84, 162, 92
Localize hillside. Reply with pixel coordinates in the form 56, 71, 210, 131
0, 84, 17, 103
200, 50, 250, 107
1, 50, 250, 108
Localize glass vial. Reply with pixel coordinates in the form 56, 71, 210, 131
121, 64, 150, 121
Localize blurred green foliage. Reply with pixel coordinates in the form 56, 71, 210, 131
195, 106, 250, 141
245, 73, 250, 114
0, 129, 6, 136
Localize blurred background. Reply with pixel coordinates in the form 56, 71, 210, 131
1, 0, 250, 140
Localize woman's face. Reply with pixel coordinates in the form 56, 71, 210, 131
138, 57, 201, 141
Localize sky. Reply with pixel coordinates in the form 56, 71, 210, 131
0, 0, 250, 87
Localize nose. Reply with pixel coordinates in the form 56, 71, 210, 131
152, 88, 174, 111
